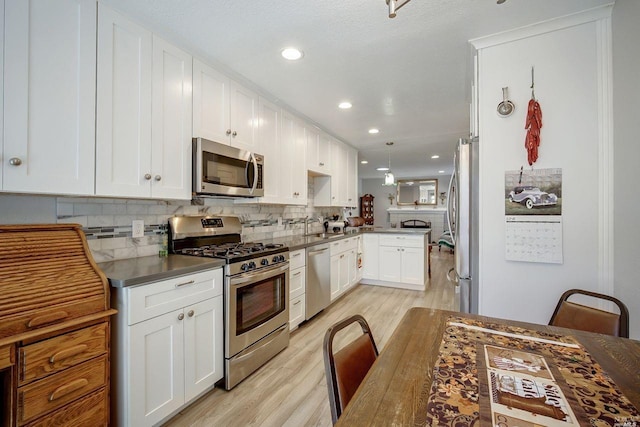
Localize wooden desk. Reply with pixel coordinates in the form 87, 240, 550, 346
337, 307, 640, 426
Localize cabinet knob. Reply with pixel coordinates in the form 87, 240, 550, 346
155, 175, 162, 181
226, 129, 232, 135
9, 157, 22, 166
178, 313, 184, 321
232, 131, 237, 137
144, 173, 152, 180
188, 310, 195, 317
319, 162, 324, 166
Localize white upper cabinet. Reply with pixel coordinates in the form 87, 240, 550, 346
192, 60, 258, 152
151, 36, 192, 200
96, 5, 152, 198
346, 146, 358, 207
3, 0, 96, 195
280, 111, 307, 204
229, 82, 259, 152
240, 99, 307, 205
307, 128, 331, 175
330, 140, 348, 206
257, 97, 280, 201
193, 59, 230, 144
96, 5, 192, 200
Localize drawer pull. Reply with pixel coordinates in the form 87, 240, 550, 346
48, 378, 89, 401
292, 271, 302, 277
27, 311, 68, 328
49, 344, 88, 364
175, 280, 195, 288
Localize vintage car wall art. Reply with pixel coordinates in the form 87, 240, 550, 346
508, 186, 558, 209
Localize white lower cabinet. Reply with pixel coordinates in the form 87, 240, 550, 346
289, 249, 306, 330
361, 233, 429, 290
112, 268, 224, 427
329, 237, 359, 301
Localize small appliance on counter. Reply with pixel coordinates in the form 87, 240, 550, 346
323, 215, 347, 233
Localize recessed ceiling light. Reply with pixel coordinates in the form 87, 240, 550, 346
338, 101, 352, 109
438, 170, 445, 173
281, 47, 303, 60
431, 155, 440, 159
376, 167, 389, 171
368, 128, 379, 134
360, 160, 368, 164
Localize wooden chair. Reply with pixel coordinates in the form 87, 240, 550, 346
323, 314, 379, 424
549, 289, 629, 338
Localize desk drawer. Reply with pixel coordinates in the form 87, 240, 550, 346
20, 323, 108, 385
18, 355, 107, 424
0, 344, 14, 370
23, 387, 107, 427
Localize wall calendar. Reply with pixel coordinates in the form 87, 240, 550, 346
504, 168, 563, 264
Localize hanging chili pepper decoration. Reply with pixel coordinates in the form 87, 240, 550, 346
525, 67, 542, 166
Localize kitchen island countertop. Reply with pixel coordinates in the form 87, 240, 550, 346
98, 254, 225, 288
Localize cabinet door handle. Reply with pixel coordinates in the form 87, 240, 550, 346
9, 157, 22, 166
175, 280, 195, 288
293, 300, 301, 306
49, 344, 89, 364
178, 313, 184, 320
49, 378, 89, 401
226, 129, 232, 135
319, 162, 324, 166
144, 173, 152, 180
292, 271, 302, 277
187, 310, 195, 317
232, 131, 237, 137
154, 175, 162, 181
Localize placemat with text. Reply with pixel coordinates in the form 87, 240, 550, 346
424, 316, 639, 427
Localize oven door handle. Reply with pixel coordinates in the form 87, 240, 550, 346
229, 262, 289, 286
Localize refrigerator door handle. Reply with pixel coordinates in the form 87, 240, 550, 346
446, 267, 459, 284
446, 160, 457, 242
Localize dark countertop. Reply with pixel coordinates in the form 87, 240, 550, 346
98, 254, 225, 288
262, 228, 431, 251
98, 229, 431, 288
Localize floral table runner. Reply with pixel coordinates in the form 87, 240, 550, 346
425, 316, 639, 426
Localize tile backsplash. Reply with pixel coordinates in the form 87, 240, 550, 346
57, 188, 342, 262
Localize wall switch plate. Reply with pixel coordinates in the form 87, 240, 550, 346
132, 220, 144, 238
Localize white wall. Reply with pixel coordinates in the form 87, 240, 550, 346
612, 0, 640, 339
474, 8, 613, 325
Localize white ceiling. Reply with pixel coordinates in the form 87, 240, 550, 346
101, 0, 610, 180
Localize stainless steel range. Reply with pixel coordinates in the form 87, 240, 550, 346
168, 215, 289, 390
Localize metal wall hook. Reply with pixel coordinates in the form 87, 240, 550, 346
530, 66, 536, 100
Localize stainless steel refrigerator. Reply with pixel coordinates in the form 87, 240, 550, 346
446, 137, 479, 313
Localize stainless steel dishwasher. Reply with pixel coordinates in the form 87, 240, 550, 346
305, 244, 331, 320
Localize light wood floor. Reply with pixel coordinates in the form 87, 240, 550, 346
164, 250, 455, 427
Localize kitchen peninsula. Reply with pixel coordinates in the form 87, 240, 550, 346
360, 229, 431, 291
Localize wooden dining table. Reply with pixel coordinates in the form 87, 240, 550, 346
337, 307, 640, 426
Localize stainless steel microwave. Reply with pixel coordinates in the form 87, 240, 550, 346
193, 138, 264, 197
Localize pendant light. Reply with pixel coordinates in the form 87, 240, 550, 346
383, 142, 395, 186
386, 0, 412, 18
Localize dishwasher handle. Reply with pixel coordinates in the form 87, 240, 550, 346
308, 247, 329, 256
